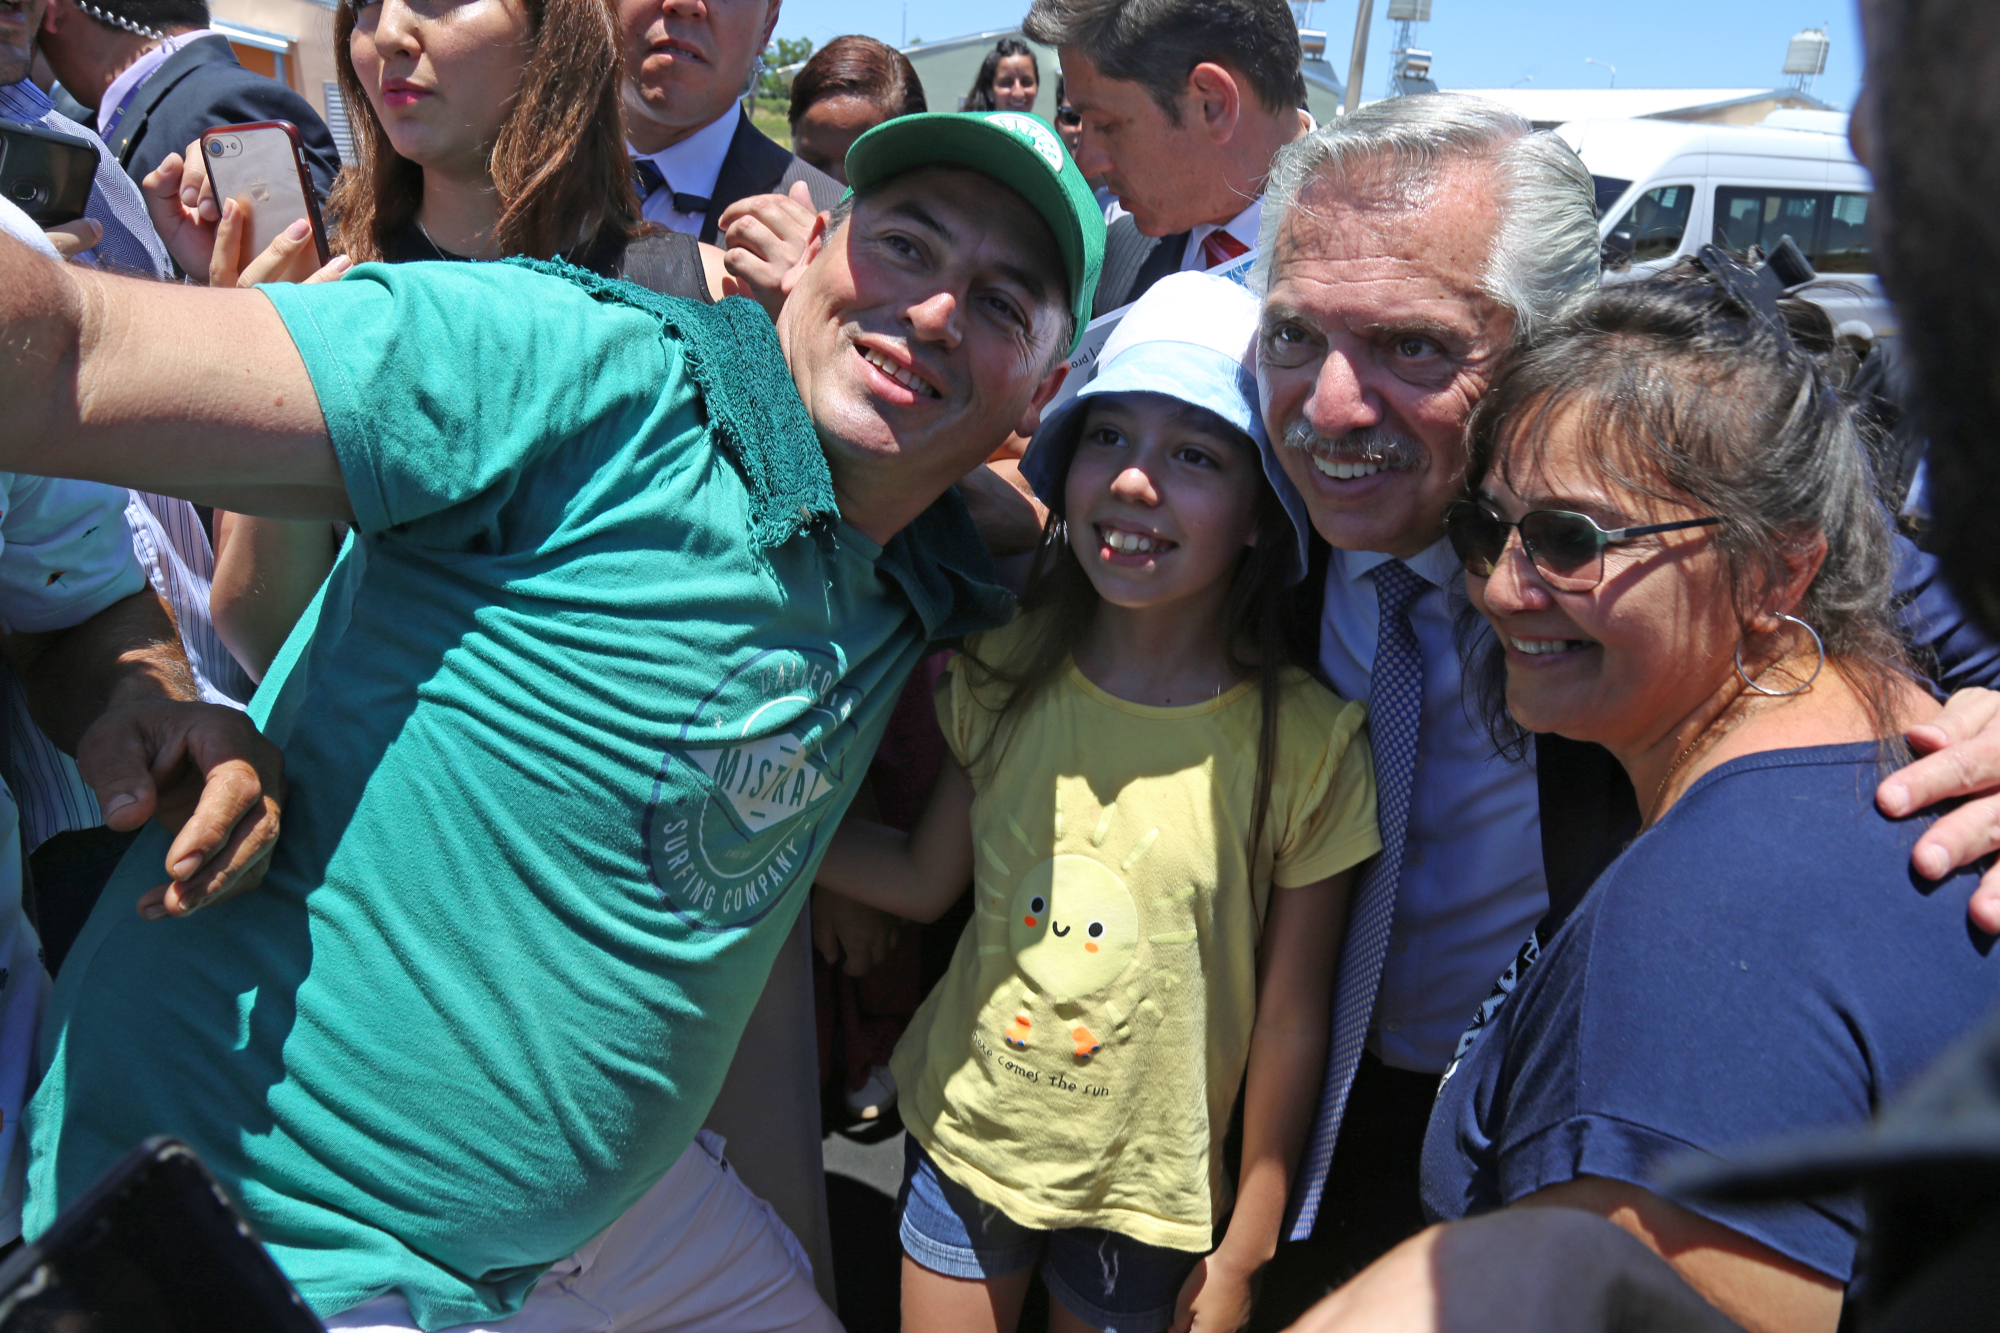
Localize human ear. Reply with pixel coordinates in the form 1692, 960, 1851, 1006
1013, 362, 1070, 439
1185, 62, 1243, 145
760, 0, 783, 50
1759, 531, 1830, 628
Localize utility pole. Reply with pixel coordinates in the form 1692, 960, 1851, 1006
1343, 0, 1375, 114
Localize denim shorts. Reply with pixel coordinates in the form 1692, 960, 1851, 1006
897, 1136, 1202, 1333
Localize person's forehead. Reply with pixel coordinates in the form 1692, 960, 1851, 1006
1056, 56, 1153, 113
859, 167, 1063, 291
1265, 164, 1501, 318
798, 94, 885, 132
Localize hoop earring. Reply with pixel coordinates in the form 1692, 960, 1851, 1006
1734, 611, 1825, 697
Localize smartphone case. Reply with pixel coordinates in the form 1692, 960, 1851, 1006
0, 119, 99, 227
200, 120, 331, 266
0, 1136, 325, 1331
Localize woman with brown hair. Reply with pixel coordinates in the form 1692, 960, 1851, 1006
324, 0, 637, 268
144, 0, 722, 676
963, 36, 1038, 113
146, 0, 713, 287
787, 34, 925, 186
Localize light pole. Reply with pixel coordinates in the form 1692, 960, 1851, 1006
1343, 0, 1375, 114
1584, 56, 1616, 87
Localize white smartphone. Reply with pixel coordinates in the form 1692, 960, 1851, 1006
200, 120, 330, 267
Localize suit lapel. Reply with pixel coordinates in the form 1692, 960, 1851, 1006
106, 35, 234, 165
700, 106, 791, 244
1128, 228, 1188, 301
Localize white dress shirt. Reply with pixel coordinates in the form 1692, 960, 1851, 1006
1181, 196, 1263, 272
631, 108, 740, 235
1318, 538, 1549, 1074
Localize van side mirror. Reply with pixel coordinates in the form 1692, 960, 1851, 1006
1602, 229, 1635, 271
1766, 234, 1817, 288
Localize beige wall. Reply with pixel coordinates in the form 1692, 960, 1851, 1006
1656, 93, 1826, 127
210, 0, 340, 118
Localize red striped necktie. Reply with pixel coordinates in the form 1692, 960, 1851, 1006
1201, 229, 1250, 269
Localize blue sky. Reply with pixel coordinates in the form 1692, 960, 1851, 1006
770, 1, 1863, 110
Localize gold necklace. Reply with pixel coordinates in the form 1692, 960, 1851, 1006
1650, 732, 1708, 818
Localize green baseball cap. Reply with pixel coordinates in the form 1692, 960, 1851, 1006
842, 111, 1106, 356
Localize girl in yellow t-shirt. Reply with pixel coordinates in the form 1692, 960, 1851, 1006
815, 272, 1380, 1333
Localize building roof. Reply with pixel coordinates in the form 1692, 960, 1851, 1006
1434, 86, 1836, 126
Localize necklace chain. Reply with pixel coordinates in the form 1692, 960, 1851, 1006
1652, 732, 1706, 813
414, 217, 448, 261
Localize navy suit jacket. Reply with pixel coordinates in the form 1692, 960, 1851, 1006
697, 107, 839, 247
1093, 213, 1187, 318
100, 35, 340, 201
1291, 533, 2000, 933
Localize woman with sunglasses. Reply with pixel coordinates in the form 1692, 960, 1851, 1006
1405, 268, 2000, 1333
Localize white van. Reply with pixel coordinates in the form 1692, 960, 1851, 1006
1556, 116, 1895, 343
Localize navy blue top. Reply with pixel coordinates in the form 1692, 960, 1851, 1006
1422, 742, 2000, 1281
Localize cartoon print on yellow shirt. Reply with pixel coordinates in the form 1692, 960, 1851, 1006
984, 783, 1198, 1063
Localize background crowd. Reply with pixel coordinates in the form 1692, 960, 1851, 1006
1, 0, 1999, 1331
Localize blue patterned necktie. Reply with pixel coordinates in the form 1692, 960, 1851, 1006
1287, 558, 1428, 1238
632, 157, 711, 218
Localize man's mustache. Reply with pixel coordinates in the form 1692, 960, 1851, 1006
1280, 418, 1429, 473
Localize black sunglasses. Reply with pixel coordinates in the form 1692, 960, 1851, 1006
1055, 105, 1083, 128
1445, 500, 1722, 591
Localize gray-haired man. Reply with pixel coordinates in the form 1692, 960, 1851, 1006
1246, 94, 2000, 1328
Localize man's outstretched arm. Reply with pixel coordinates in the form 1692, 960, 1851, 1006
0, 234, 351, 520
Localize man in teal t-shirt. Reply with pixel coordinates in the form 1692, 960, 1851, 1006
0, 113, 1103, 1329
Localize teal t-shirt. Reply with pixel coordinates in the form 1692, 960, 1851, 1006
23, 261, 1007, 1328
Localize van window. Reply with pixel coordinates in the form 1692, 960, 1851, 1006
1818, 192, 1872, 273
1590, 175, 1632, 219
1713, 186, 1873, 274
1605, 185, 1694, 264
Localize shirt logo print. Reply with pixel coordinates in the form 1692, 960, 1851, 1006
643, 647, 860, 931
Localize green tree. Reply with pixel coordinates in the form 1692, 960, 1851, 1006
759, 36, 814, 101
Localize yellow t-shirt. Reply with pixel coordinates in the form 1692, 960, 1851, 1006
892, 613, 1381, 1252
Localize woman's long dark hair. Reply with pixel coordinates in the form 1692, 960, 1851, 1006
1463, 264, 1912, 759
329, 0, 641, 265
964, 37, 1037, 112
959, 420, 1302, 866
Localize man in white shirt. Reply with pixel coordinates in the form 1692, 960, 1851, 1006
618, 0, 837, 245
1024, 0, 1312, 316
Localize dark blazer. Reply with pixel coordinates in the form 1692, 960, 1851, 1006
100, 35, 340, 201
1093, 213, 1188, 318
1292, 531, 2000, 935
697, 107, 840, 247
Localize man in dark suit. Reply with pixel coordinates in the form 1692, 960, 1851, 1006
34, 0, 338, 199
619, 0, 836, 247
1025, 0, 1311, 318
